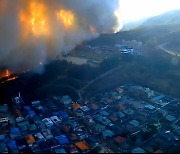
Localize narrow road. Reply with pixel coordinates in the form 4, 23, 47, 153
77, 65, 122, 101
159, 44, 180, 57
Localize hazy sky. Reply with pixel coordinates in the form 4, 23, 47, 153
120, 0, 180, 23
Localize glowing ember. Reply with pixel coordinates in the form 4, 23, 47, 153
1, 76, 18, 83
0, 69, 12, 79
19, 1, 49, 36
6, 70, 10, 77
0, 69, 18, 83
56, 9, 75, 28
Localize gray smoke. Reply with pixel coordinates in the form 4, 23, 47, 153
0, 0, 122, 72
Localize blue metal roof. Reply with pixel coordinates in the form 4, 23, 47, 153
0, 135, 5, 141
52, 111, 61, 116
56, 135, 69, 144
28, 110, 36, 116
10, 127, 21, 134
152, 95, 165, 102
53, 111, 69, 119
24, 106, 31, 111
38, 140, 50, 150
62, 95, 71, 100
19, 97, 25, 104
160, 131, 178, 141
7, 140, 17, 150
145, 104, 155, 110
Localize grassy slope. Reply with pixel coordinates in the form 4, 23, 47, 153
85, 10, 180, 98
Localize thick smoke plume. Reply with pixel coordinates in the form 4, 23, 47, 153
0, 0, 122, 72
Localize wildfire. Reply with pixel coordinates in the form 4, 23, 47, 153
0, 69, 18, 84
56, 9, 75, 29
1, 76, 18, 84
6, 70, 10, 77
19, 1, 49, 36
0, 70, 10, 79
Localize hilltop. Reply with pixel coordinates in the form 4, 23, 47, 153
89, 9, 180, 51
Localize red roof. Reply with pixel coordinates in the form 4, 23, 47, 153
0, 130, 9, 135
25, 135, 35, 143
68, 144, 78, 153
109, 115, 118, 121
114, 136, 126, 143
13, 109, 23, 118
103, 98, 113, 104
72, 103, 81, 109
116, 104, 126, 110
61, 124, 71, 133
69, 133, 78, 141
75, 141, 90, 151
89, 103, 99, 109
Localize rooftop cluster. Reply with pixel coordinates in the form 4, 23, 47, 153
0, 83, 179, 153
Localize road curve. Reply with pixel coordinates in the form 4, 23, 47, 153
158, 44, 180, 57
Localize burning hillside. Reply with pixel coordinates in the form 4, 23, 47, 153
0, 69, 11, 79
0, 0, 123, 72
0, 69, 18, 83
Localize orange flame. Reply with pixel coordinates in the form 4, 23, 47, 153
56, 9, 75, 29
19, 1, 49, 36
1, 77, 18, 84
0, 69, 18, 83
6, 70, 10, 77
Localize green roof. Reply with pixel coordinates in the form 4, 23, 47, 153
17, 121, 29, 127
123, 109, 134, 115
0, 142, 8, 153
102, 130, 115, 138
55, 148, 66, 153
100, 118, 111, 125
171, 124, 180, 134
132, 147, 145, 153
165, 115, 176, 122
99, 111, 109, 116
0, 104, 8, 112
28, 124, 37, 131
129, 120, 140, 127
17, 121, 29, 131
90, 124, 105, 133
20, 125, 28, 131
94, 115, 104, 121
158, 109, 168, 116
115, 112, 125, 118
